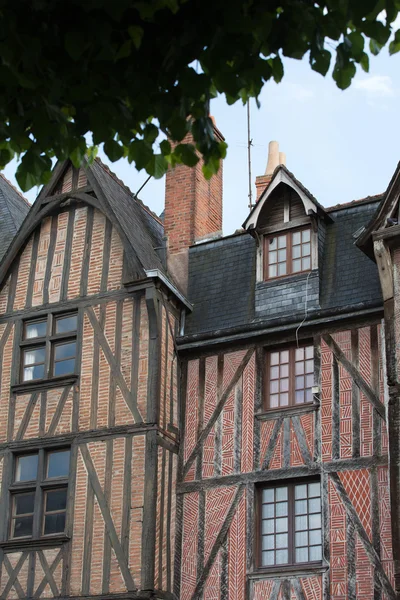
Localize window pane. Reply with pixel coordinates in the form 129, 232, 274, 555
54, 358, 75, 377
55, 342, 76, 360
309, 497, 321, 513
295, 484, 307, 499
277, 263, 286, 276
270, 352, 279, 366
269, 394, 279, 408
309, 545, 322, 561
55, 315, 77, 334
269, 238, 277, 250
295, 376, 305, 390
292, 232, 301, 245
268, 265, 277, 278
276, 533, 288, 549
45, 489, 67, 512
270, 380, 279, 394
24, 365, 45, 381
262, 535, 275, 550
262, 551, 275, 566
269, 250, 277, 265
295, 348, 304, 360
302, 257, 311, 271
25, 320, 46, 339
276, 502, 288, 517
295, 391, 305, 404
295, 500, 307, 514
292, 259, 302, 272
44, 512, 66, 535
309, 529, 322, 545
305, 359, 314, 373
47, 450, 70, 478
262, 504, 274, 519
270, 366, 279, 379
13, 516, 33, 538
276, 487, 288, 501
280, 364, 288, 377
302, 229, 310, 243
281, 351, 289, 363
278, 249, 286, 262
262, 488, 274, 503
295, 531, 308, 546
262, 519, 274, 534
24, 347, 45, 365
306, 374, 314, 388
276, 517, 288, 533
279, 393, 289, 406
305, 346, 314, 360
276, 550, 288, 564
292, 245, 301, 259
280, 378, 288, 392
15, 493, 35, 515
302, 242, 311, 256
278, 236, 286, 249
309, 513, 321, 529
295, 547, 308, 563
295, 361, 304, 375
16, 454, 38, 482
295, 515, 308, 531
308, 482, 320, 497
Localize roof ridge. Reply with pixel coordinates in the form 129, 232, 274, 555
326, 193, 383, 212
0, 173, 31, 207
95, 158, 162, 225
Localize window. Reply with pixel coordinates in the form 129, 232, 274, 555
21, 313, 77, 382
264, 228, 311, 280
259, 480, 322, 567
266, 346, 314, 409
10, 449, 70, 539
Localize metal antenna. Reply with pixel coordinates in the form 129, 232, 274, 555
247, 100, 253, 210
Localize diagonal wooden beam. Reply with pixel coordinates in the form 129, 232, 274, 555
37, 550, 59, 597
33, 548, 63, 598
86, 307, 143, 423
80, 444, 136, 591
2, 552, 29, 599
262, 417, 283, 470
190, 485, 245, 600
291, 416, 313, 466
45, 386, 72, 437
0, 322, 12, 352
330, 472, 396, 600
322, 334, 385, 420
15, 392, 40, 441
183, 348, 254, 480
291, 578, 306, 600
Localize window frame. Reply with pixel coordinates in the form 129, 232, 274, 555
9, 448, 70, 541
264, 344, 314, 411
20, 312, 78, 384
256, 478, 323, 570
263, 226, 312, 281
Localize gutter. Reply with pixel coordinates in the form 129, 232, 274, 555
144, 269, 193, 312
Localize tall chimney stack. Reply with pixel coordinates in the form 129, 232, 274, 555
164, 120, 224, 292
255, 141, 285, 201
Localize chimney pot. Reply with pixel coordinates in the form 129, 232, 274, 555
279, 152, 286, 166
265, 141, 280, 175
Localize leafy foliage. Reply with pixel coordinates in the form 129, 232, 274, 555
0, 0, 398, 190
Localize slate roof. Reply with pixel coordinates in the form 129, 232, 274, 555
185, 199, 382, 336
88, 159, 166, 276
0, 174, 30, 261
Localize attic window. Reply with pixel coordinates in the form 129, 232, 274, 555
263, 228, 311, 280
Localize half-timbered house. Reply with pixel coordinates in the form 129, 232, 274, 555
0, 123, 399, 600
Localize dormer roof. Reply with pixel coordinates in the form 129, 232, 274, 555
243, 165, 332, 231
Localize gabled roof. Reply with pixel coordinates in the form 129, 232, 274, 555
0, 174, 30, 261
243, 164, 332, 230
356, 161, 400, 258
0, 158, 167, 289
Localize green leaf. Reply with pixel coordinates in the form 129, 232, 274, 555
64, 31, 87, 61
360, 52, 369, 72
271, 55, 284, 83
345, 32, 364, 60
310, 49, 331, 76
104, 139, 124, 162
389, 29, 400, 54
128, 25, 144, 49
362, 20, 390, 45
116, 40, 132, 60
333, 59, 356, 90
143, 123, 159, 144
369, 38, 383, 55
174, 143, 199, 167
147, 153, 169, 178
70, 143, 87, 168
160, 139, 171, 155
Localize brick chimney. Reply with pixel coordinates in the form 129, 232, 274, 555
164, 120, 224, 292
255, 141, 286, 201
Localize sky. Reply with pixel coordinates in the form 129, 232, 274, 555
3, 29, 400, 235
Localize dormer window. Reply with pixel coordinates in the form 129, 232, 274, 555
264, 228, 311, 280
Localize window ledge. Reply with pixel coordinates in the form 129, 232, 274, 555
248, 562, 328, 579
256, 270, 318, 288
11, 374, 78, 394
256, 402, 319, 421
0, 534, 70, 551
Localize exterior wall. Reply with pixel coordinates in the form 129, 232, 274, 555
178, 324, 395, 599
255, 270, 319, 319
0, 187, 179, 598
